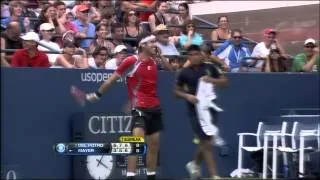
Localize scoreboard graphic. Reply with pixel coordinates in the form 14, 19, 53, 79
54, 136, 152, 179
54, 142, 146, 155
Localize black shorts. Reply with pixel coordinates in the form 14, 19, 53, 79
189, 106, 219, 140
131, 107, 163, 135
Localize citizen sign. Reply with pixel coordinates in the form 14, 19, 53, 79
88, 115, 132, 134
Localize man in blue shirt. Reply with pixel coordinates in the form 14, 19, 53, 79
73, 5, 96, 50
214, 29, 251, 72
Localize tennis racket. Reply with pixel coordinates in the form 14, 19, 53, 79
62, 30, 75, 43
70, 85, 86, 107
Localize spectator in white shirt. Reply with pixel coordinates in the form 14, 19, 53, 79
38, 23, 62, 65
251, 28, 285, 70
105, 45, 128, 70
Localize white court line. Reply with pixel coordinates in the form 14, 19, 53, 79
281, 115, 320, 117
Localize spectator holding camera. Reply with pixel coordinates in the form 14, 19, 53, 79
262, 46, 287, 72
251, 28, 286, 70
292, 38, 319, 72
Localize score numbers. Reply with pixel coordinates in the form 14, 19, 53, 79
110, 143, 146, 155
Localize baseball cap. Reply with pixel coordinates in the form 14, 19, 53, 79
264, 28, 277, 35
20, 32, 40, 42
77, 4, 89, 12
304, 38, 316, 45
40, 23, 54, 31
113, 45, 127, 54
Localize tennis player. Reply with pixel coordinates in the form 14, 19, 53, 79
174, 45, 229, 179
86, 32, 171, 180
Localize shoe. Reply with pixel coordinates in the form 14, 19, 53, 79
186, 161, 201, 179
212, 175, 221, 179
213, 135, 225, 147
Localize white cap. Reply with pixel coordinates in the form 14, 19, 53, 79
20, 32, 40, 42
113, 45, 127, 54
40, 23, 55, 31
304, 38, 316, 45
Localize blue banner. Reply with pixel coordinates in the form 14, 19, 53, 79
1, 68, 319, 179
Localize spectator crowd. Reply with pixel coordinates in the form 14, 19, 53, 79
1, 0, 319, 72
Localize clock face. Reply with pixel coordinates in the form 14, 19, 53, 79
87, 155, 114, 179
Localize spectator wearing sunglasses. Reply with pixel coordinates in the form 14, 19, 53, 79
179, 20, 204, 49
292, 38, 319, 72
123, 10, 144, 48
213, 29, 251, 72
38, 23, 62, 65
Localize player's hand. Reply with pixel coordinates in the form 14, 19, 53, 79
186, 94, 198, 104
222, 63, 230, 72
86, 93, 100, 102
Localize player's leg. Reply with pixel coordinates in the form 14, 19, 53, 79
127, 109, 146, 180
199, 107, 220, 178
145, 107, 163, 180
194, 146, 204, 166
199, 137, 219, 178
186, 112, 203, 179
146, 132, 160, 180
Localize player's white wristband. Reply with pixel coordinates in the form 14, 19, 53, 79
95, 91, 102, 99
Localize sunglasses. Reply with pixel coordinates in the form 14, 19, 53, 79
129, 13, 136, 16
304, 45, 315, 48
44, 29, 54, 32
233, 36, 242, 39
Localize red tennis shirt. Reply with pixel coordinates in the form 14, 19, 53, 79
116, 55, 160, 109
